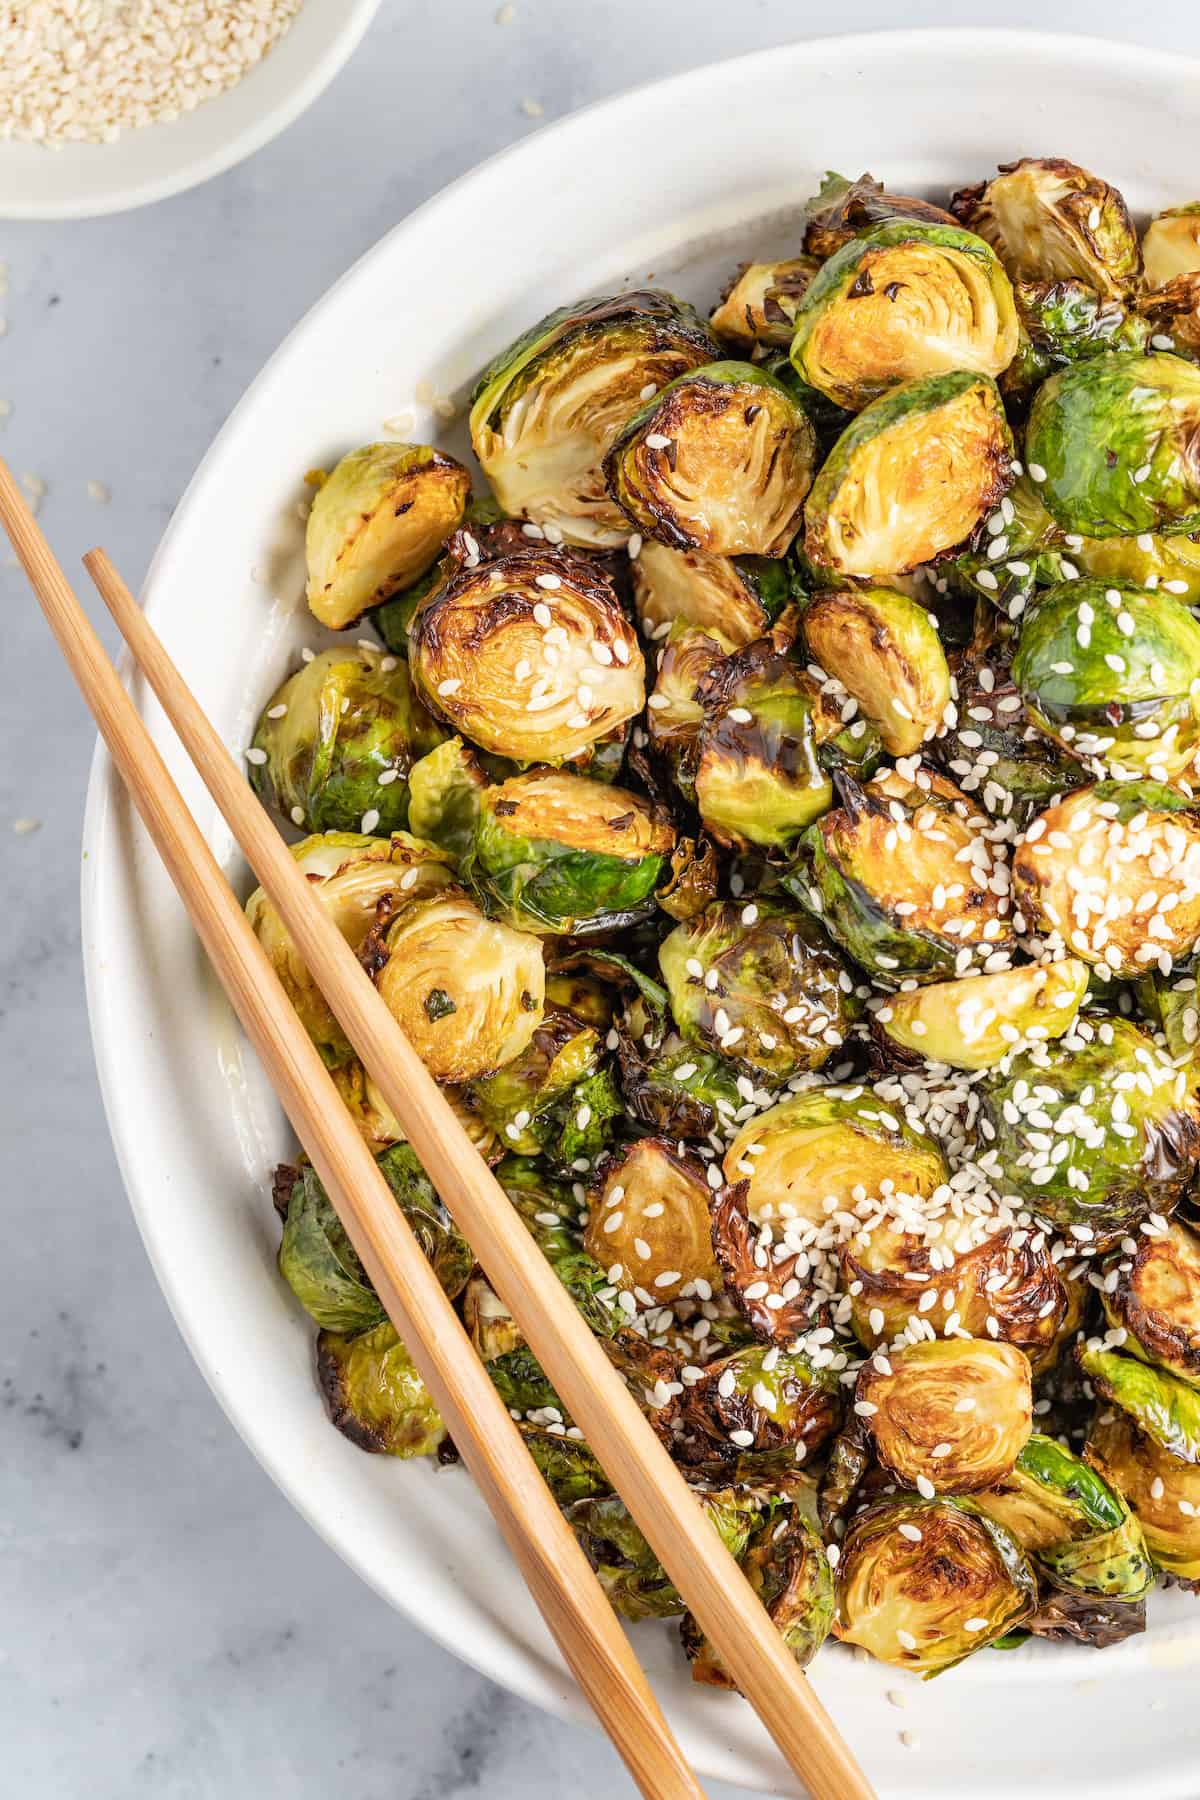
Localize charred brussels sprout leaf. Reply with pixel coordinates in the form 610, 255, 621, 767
801, 170, 959, 261
605, 361, 816, 557
305, 443, 471, 629
1142, 203, 1200, 290
488, 1343, 563, 1419
856, 1337, 1033, 1494
1087, 1407, 1200, 1581
317, 1322, 445, 1457
498, 1157, 619, 1335
462, 1276, 522, 1362
1139, 277, 1200, 361
709, 256, 821, 353
616, 1037, 743, 1142
567, 1487, 762, 1621
678, 1344, 842, 1463
469, 290, 719, 547
950, 157, 1140, 297
1002, 276, 1150, 404
631, 539, 793, 648
876, 960, 1089, 1069
803, 371, 1014, 578
644, 620, 734, 805
937, 631, 1088, 822
802, 585, 950, 756
466, 1009, 602, 1154
1081, 1345, 1200, 1465
521, 1429, 611, 1505
1101, 1218, 1200, 1389
583, 1138, 721, 1303
681, 1506, 833, 1686
656, 834, 720, 923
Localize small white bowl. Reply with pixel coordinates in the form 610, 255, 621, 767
0, 0, 380, 220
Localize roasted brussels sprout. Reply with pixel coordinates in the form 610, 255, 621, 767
709, 1179, 826, 1346
833, 1495, 1037, 1674
462, 1275, 522, 1362
950, 158, 1140, 297
604, 361, 816, 557
246, 830, 453, 1067
616, 1032, 743, 1143
875, 960, 1089, 1069
498, 1157, 619, 1334
305, 443, 471, 629
405, 735, 489, 864
709, 256, 821, 353
642, 621, 734, 803
566, 1486, 760, 1621
1088, 1407, 1200, 1581
583, 1137, 721, 1303
855, 1337, 1032, 1494
1142, 202, 1200, 289
801, 170, 959, 261
317, 1322, 446, 1457
803, 371, 1014, 577
364, 887, 545, 1081
656, 834, 721, 923
1001, 276, 1150, 405
936, 634, 1089, 824
980, 1019, 1200, 1242
249, 648, 447, 836
1024, 354, 1200, 538
1101, 1218, 1200, 1389
469, 290, 718, 546
1014, 784, 1200, 975
801, 585, 951, 756
658, 900, 853, 1079
630, 540, 792, 648
1082, 1345, 1200, 1466
466, 1008, 602, 1154
328, 1060, 499, 1161
1061, 525, 1200, 604
1139, 276, 1200, 359
408, 547, 644, 764
522, 1429, 611, 1506
681, 1505, 833, 1686
679, 1344, 843, 1463
789, 222, 1018, 411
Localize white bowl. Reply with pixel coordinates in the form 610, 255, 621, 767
83, 30, 1200, 1797
0, 0, 380, 220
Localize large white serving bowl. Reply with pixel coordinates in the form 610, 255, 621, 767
0, 0, 379, 220
82, 31, 1200, 1796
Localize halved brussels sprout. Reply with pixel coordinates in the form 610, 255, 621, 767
803, 371, 1014, 577
1013, 784, 1200, 975
1142, 202, 1200, 290
583, 1137, 721, 1303
249, 648, 447, 835
328, 1059, 499, 1161
466, 1008, 602, 1155
1024, 353, 1200, 538
833, 1495, 1037, 1674
408, 547, 644, 763
616, 1032, 743, 1143
1102, 1218, 1200, 1389
305, 443, 471, 628
1001, 276, 1151, 407
364, 887, 545, 1081
678, 1344, 843, 1463
950, 157, 1140, 297
981, 1019, 1200, 1242
317, 1321, 445, 1457
786, 767, 1016, 985
469, 289, 718, 546
631, 540, 793, 648
472, 769, 674, 936
658, 900, 853, 1080
801, 170, 959, 261
462, 1275, 523, 1362
681, 1505, 833, 1686
709, 256, 821, 353
566, 1486, 761, 1622
789, 222, 1018, 411
498, 1157, 619, 1335
856, 1337, 1032, 1494
1064, 524, 1200, 603
405, 735, 489, 864
656, 834, 721, 922
246, 830, 453, 1067
1139, 276, 1200, 359
1087, 1408, 1200, 1581
1081, 1345, 1200, 1465
802, 585, 951, 756
643, 621, 735, 803
604, 361, 816, 557
709, 1180, 825, 1346
875, 960, 1089, 1069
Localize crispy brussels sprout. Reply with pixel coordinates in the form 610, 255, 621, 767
789, 222, 1018, 412
937, 631, 1089, 823
801, 170, 958, 261
522, 1429, 611, 1506
855, 1338, 1032, 1494
604, 361, 816, 557
631, 540, 792, 648
833, 1495, 1037, 1674
249, 648, 446, 835
709, 256, 821, 353
1141, 202, 1200, 290
658, 900, 853, 1079
1087, 1407, 1200, 1581
681, 1505, 833, 1686
643, 621, 734, 803
802, 586, 951, 756
488, 1342, 563, 1418
974, 1434, 1152, 1601
678, 1344, 842, 1462
656, 834, 721, 922
1024, 354, 1200, 537
1082, 1345, 1200, 1465
1013, 784, 1200, 975
304, 443, 471, 629
1001, 276, 1150, 405
328, 1060, 499, 1162
364, 887, 545, 1081
980, 1019, 1200, 1242
469, 290, 718, 547
246, 830, 452, 1067
498, 1157, 619, 1334
1102, 1218, 1200, 1389
583, 1137, 721, 1303
408, 547, 644, 763
709, 1180, 825, 1346
462, 1275, 522, 1362
616, 1034, 743, 1142
317, 1322, 445, 1457
566, 1487, 760, 1621
803, 371, 1014, 577
950, 157, 1140, 297
405, 735, 489, 864
466, 1008, 602, 1154
1139, 276, 1200, 359
472, 770, 673, 935
785, 767, 1015, 985
875, 960, 1089, 1069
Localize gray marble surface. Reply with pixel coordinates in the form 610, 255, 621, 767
2, 3, 1196, 1795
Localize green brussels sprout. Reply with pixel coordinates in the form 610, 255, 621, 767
937, 628, 1089, 823
566, 1488, 760, 1622
364, 886, 545, 1082
974, 1433, 1153, 1602
498, 1157, 619, 1335
1142, 202, 1200, 290
656, 834, 721, 923
462, 1275, 522, 1362
616, 1034, 744, 1142
466, 1008, 603, 1154
1138, 955, 1200, 1067
1101, 1218, 1200, 1390
521, 1428, 611, 1505
1087, 1405, 1200, 1581
980, 1018, 1200, 1243
678, 1343, 843, 1463
784, 767, 1016, 985
1024, 354, 1200, 538
488, 1342, 564, 1419
1000, 277, 1151, 406
950, 157, 1141, 297
371, 498, 510, 655
408, 546, 644, 764
1013, 784, 1200, 976
789, 221, 1018, 412
643, 620, 735, 804
833, 1495, 1037, 1675
317, 1321, 445, 1457
709, 256, 821, 353
472, 769, 674, 935
803, 371, 1014, 578
246, 830, 453, 1067
802, 585, 951, 756
583, 1137, 722, 1304
681, 1505, 834, 1686
249, 647, 447, 835
1081, 1344, 1200, 1465
875, 959, 1090, 1070
631, 539, 793, 648
1066, 526, 1200, 603
801, 169, 959, 262
405, 736, 490, 865
855, 1337, 1033, 1495
304, 443, 471, 629
469, 290, 719, 547
604, 361, 816, 557
658, 899, 853, 1080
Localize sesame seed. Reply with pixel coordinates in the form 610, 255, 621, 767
644, 433, 673, 450
916, 1475, 935, 1500
437, 678, 462, 696
245, 747, 267, 765
267, 702, 290, 720
360, 809, 380, 834
729, 1428, 755, 1448
897, 1629, 918, 1650
289, 806, 305, 826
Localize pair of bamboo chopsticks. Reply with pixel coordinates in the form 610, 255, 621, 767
2, 454, 874, 1800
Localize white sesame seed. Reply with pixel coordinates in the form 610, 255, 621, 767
245, 747, 268, 765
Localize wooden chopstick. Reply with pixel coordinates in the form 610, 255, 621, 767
0, 462, 703, 1800
77, 537, 877, 1800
